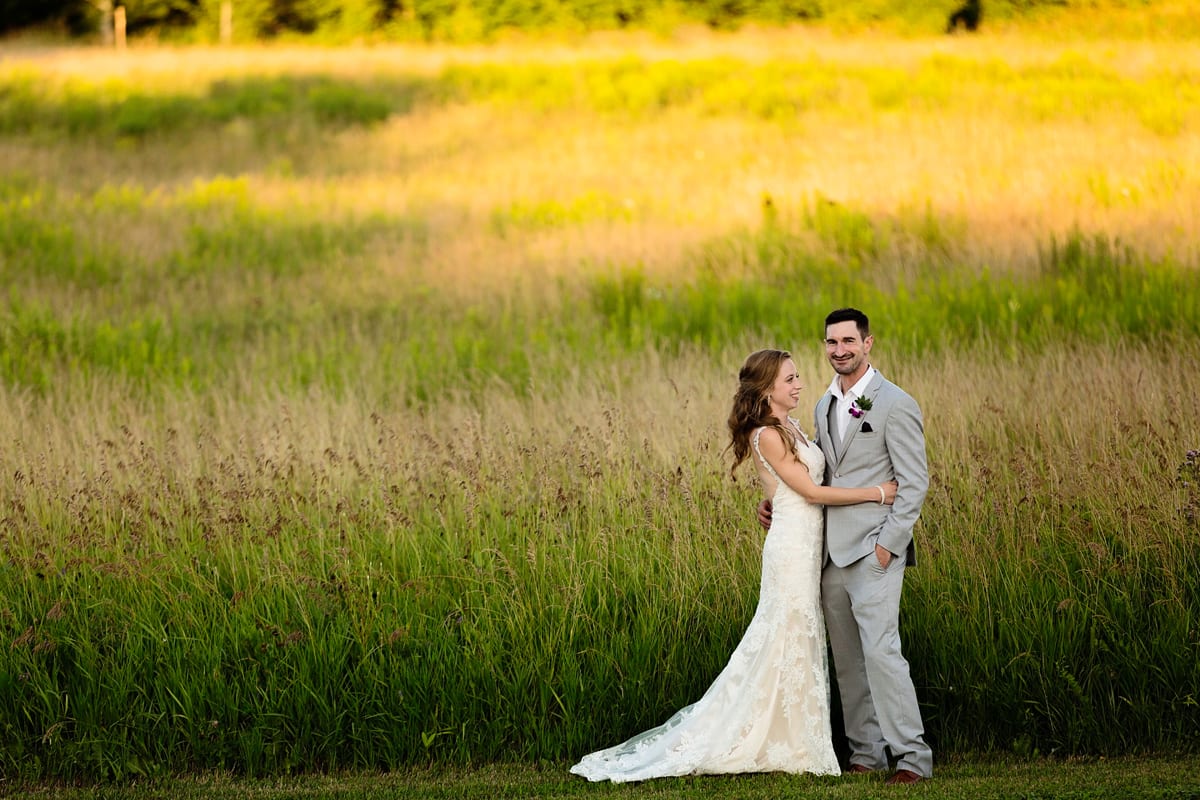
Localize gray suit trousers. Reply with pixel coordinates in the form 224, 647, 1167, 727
821, 552, 932, 777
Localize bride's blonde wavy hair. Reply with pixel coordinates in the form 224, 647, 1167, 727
727, 349, 798, 478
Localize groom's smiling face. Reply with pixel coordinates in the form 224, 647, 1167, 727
824, 320, 873, 380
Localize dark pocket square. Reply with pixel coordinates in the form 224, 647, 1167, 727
860, 422, 874, 433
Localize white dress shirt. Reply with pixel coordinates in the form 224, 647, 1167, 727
827, 365, 876, 442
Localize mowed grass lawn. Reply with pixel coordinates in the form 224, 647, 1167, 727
9, 755, 1200, 798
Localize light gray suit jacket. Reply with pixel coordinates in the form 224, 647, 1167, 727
815, 369, 928, 568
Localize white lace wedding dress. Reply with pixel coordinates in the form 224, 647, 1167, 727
570, 420, 840, 782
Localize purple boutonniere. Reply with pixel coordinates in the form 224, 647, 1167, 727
848, 396, 873, 418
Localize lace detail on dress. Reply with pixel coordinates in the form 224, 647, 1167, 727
751, 427, 777, 480
570, 418, 838, 783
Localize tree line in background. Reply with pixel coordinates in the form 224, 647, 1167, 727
0, 0, 1165, 43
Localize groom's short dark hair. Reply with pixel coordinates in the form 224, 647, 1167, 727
825, 308, 870, 338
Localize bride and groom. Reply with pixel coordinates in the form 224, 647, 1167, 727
571, 308, 932, 785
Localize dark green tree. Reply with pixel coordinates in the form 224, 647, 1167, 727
117, 0, 201, 31
0, 0, 83, 33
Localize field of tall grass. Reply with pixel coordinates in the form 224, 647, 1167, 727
1, 26, 1199, 782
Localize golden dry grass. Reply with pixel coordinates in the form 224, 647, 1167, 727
3, 28, 1198, 300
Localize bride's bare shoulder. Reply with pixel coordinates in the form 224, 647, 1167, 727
755, 426, 787, 454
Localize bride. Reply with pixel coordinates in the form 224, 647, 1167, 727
571, 349, 897, 783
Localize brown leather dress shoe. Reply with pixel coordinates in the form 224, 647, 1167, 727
885, 769, 924, 785
846, 764, 874, 774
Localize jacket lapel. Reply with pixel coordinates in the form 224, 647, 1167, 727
818, 392, 839, 469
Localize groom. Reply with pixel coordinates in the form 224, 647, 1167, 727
759, 307, 932, 784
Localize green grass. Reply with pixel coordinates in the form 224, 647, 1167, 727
3, 171, 1198, 399
8, 755, 1200, 798
3, 341, 1197, 779
1, 33, 1199, 783
4, 53, 1198, 140
0, 72, 403, 138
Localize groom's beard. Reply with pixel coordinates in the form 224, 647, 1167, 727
829, 355, 863, 375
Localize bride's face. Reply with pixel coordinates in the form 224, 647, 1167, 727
768, 358, 802, 414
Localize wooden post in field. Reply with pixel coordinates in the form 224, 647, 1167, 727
219, 1, 233, 45
114, 6, 126, 49
97, 0, 114, 46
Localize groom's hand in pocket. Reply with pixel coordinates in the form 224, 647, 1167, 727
875, 543, 893, 569
757, 499, 773, 530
